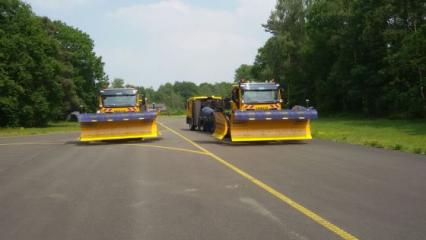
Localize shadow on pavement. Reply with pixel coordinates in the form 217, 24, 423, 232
66, 137, 163, 146
193, 139, 307, 147
179, 128, 213, 135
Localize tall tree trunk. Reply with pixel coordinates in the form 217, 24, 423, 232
414, 20, 426, 112
420, 68, 426, 111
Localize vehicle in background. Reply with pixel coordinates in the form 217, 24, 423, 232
186, 96, 223, 132
151, 103, 170, 116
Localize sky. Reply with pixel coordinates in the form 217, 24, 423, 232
24, 0, 276, 89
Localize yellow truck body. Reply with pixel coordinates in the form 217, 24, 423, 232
213, 81, 318, 142
78, 87, 159, 141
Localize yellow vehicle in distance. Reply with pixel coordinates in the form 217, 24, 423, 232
78, 86, 159, 141
213, 79, 318, 142
186, 96, 222, 131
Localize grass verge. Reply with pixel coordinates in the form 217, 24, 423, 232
0, 122, 79, 137
311, 118, 426, 155
0, 115, 185, 138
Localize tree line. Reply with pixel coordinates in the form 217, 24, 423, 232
0, 0, 108, 127
236, 0, 426, 118
3, 0, 424, 128
139, 81, 233, 113
0, 0, 233, 126
113, 79, 233, 114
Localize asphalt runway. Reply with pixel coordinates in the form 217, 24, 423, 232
0, 117, 425, 240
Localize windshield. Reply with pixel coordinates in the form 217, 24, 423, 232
102, 95, 138, 107
242, 90, 279, 103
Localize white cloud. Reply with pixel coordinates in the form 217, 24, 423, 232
22, 0, 276, 87
24, 0, 92, 10
236, 0, 275, 18
104, 0, 275, 88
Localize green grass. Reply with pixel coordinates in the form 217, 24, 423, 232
0, 115, 186, 138
311, 118, 426, 155
0, 122, 79, 137
159, 114, 186, 118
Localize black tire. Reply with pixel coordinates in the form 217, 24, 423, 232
189, 122, 196, 131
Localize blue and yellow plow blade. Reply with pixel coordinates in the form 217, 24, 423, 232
213, 109, 318, 142
77, 111, 158, 141
212, 112, 229, 140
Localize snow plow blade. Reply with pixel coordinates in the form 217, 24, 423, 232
229, 109, 318, 142
78, 111, 158, 141
212, 111, 229, 140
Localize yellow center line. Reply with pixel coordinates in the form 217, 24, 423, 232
126, 144, 210, 156
159, 122, 358, 240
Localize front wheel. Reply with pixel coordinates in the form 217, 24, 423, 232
211, 116, 216, 133
200, 122, 206, 131
189, 122, 196, 131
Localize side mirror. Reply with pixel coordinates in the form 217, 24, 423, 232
224, 98, 231, 109
279, 88, 285, 103
279, 88, 285, 98
231, 89, 238, 102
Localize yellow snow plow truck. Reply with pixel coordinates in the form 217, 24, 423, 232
213, 80, 318, 142
77, 87, 159, 141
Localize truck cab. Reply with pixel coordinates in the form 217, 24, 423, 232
98, 88, 148, 113
231, 80, 284, 112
